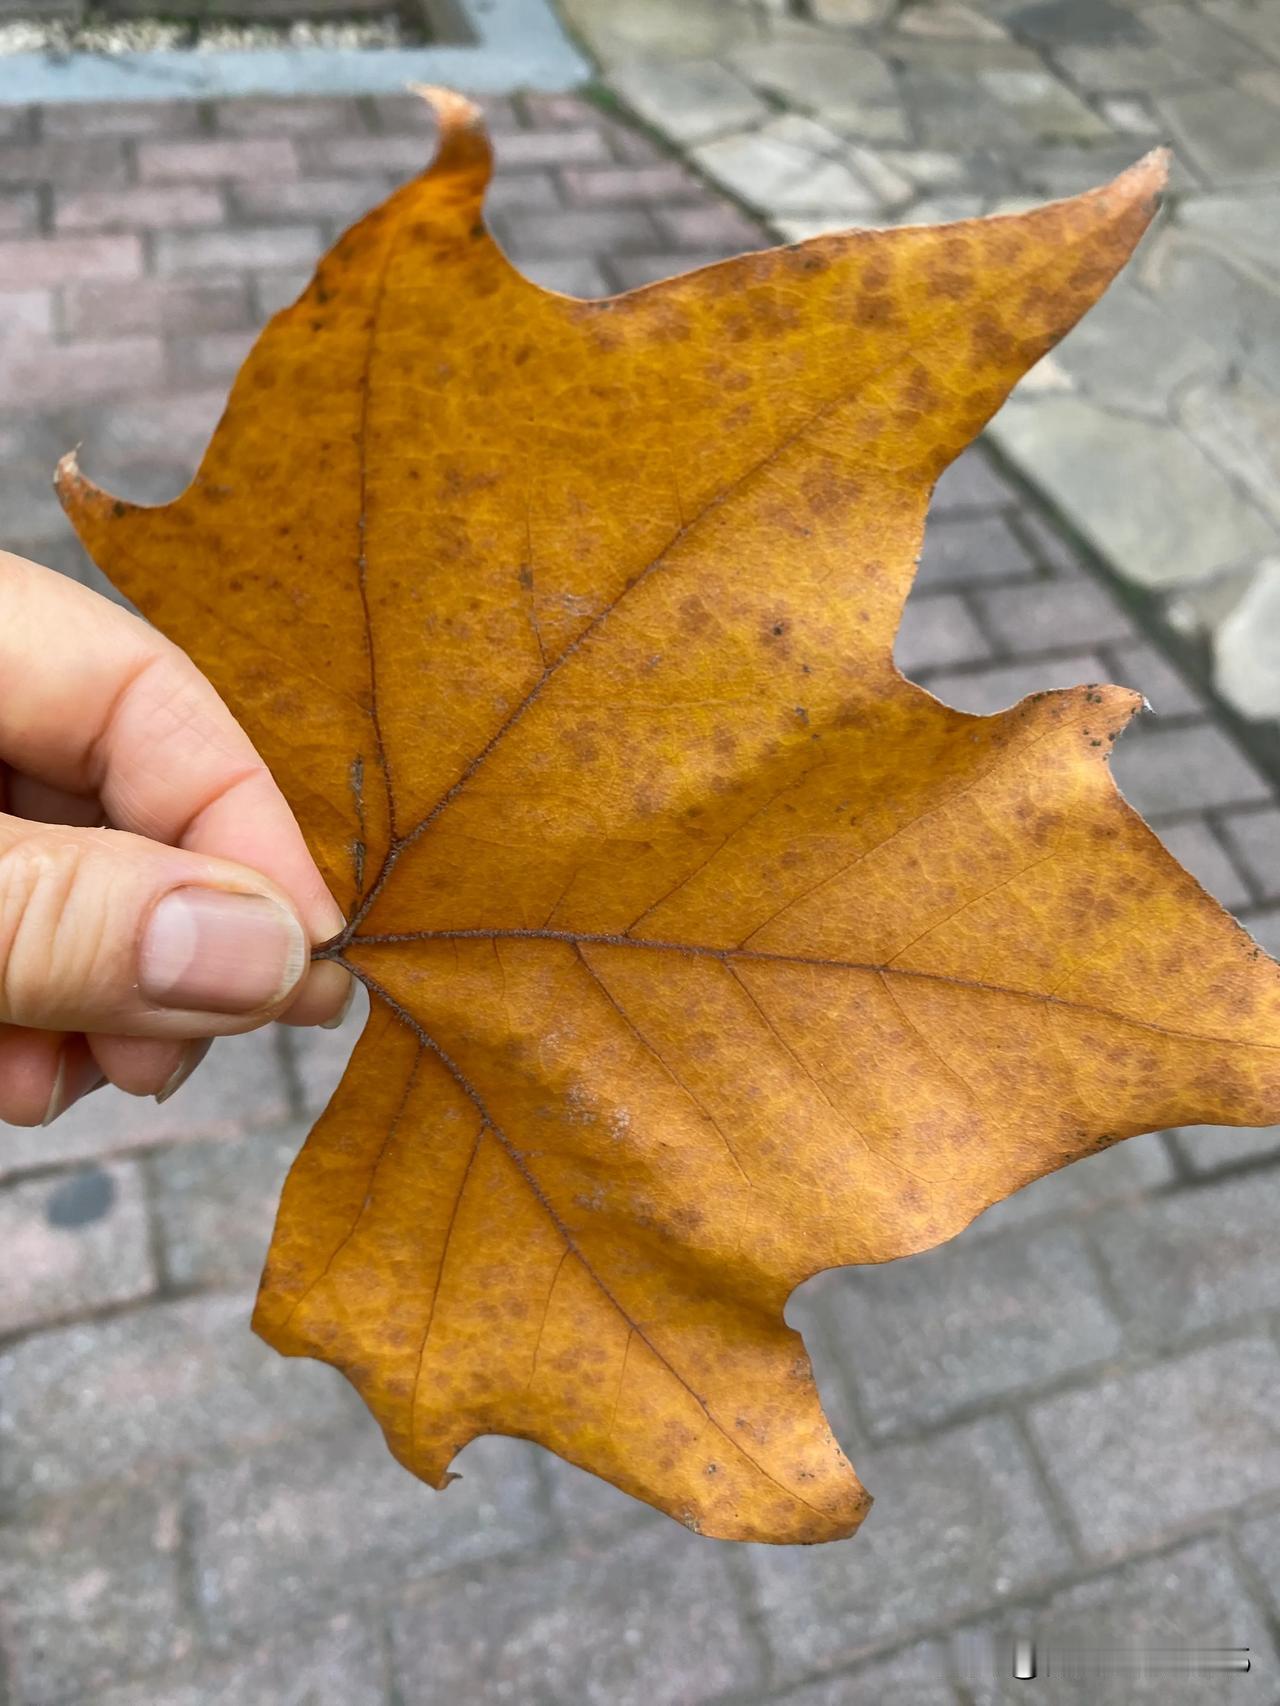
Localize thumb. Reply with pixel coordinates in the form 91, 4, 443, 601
0, 815, 312, 1036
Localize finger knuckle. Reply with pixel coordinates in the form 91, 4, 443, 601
0, 833, 108, 1023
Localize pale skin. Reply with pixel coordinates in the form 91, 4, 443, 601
0, 550, 353, 1126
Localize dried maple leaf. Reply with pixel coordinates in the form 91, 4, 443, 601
58, 92, 1280, 1545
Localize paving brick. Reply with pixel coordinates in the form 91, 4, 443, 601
1168, 1120, 1280, 1173
1111, 720, 1272, 817
231, 175, 391, 222
0, 1292, 358, 1506
0, 140, 128, 188
931, 446, 1018, 514
824, 1225, 1120, 1436
561, 162, 703, 205
1091, 1169, 1280, 1344
894, 590, 992, 673
1218, 804, 1280, 902
482, 168, 561, 214
148, 1126, 299, 1290
0, 232, 141, 287
917, 513, 1039, 589
0, 1161, 154, 1337
94, 1613, 390, 1706
71, 387, 228, 481
780, 1642, 960, 1705
518, 253, 612, 296
1245, 906, 1280, 957
252, 267, 314, 316
0, 287, 52, 337
923, 651, 1110, 714
0, 188, 38, 235
169, 327, 260, 385
493, 204, 658, 257
746, 1417, 1069, 1674
974, 576, 1135, 652
2, 335, 166, 410
41, 100, 202, 139
652, 199, 762, 250
493, 127, 615, 169
606, 250, 736, 289
390, 1520, 761, 1705
1101, 637, 1206, 716
300, 133, 439, 177
0, 1477, 192, 1705
962, 1130, 1175, 1236
193, 1429, 550, 1640
953, 1535, 1277, 1704
0, 1026, 292, 1182
370, 91, 519, 135
154, 224, 322, 275
1028, 1336, 1280, 1558
62, 275, 252, 338
212, 95, 364, 135
137, 137, 300, 183
1152, 816, 1252, 910
55, 183, 226, 233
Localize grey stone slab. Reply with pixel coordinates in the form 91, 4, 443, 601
1007, 0, 1148, 47
977, 67, 1111, 142
780, 1641, 960, 1705
930, 448, 1018, 515
1182, 377, 1280, 529
93, 1614, 390, 1706
1154, 816, 1253, 910
148, 1127, 303, 1290
192, 1429, 550, 1639
975, 574, 1134, 651
517, 253, 611, 295
1050, 287, 1224, 419
923, 650, 1111, 713
1218, 805, 1280, 902
1158, 87, 1280, 187
610, 58, 769, 146
1169, 1120, 1280, 1172
1246, 906, 1280, 957
1145, 238, 1280, 394
559, 0, 753, 66
824, 1225, 1121, 1437
1214, 560, 1280, 721
1177, 188, 1280, 280
0, 1293, 359, 1507
692, 116, 906, 219
917, 513, 1038, 588
0, 1160, 154, 1336
744, 1416, 1071, 1675
988, 396, 1275, 589
1050, 42, 1200, 92
1238, 1506, 1280, 1619
0, 1477, 192, 1706
390, 1520, 761, 1705
1112, 718, 1272, 816
1028, 1336, 1280, 1557
1143, 1, 1260, 75
961, 1129, 1174, 1235
1204, 0, 1280, 58
953, 1536, 1277, 1703
1091, 1168, 1280, 1343
729, 36, 899, 124
895, 591, 993, 673
0, 1025, 294, 1182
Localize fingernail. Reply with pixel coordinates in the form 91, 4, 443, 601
42, 1051, 108, 1126
320, 974, 356, 1030
139, 888, 307, 1015
155, 1038, 213, 1105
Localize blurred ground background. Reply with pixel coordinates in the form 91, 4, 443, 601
1, 3, 1279, 1702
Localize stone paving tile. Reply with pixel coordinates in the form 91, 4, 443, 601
1152, 815, 1253, 910
1027, 1336, 1280, 1559
952, 1535, 1279, 1704
0, 1160, 154, 1337
1218, 804, 1280, 900
0, 1293, 359, 1508
822, 1224, 1121, 1437
1237, 1505, 1280, 1620
894, 589, 994, 673
1090, 1168, 1280, 1344
389, 1521, 762, 1706
1168, 1119, 1280, 1173
959, 1129, 1175, 1237
0, 1477, 193, 1706
1111, 718, 1273, 816
92, 1614, 390, 1706
191, 1429, 550, 1642
921, 651, 1111, 715
774, 1639, 960, 1705
147, 1126, 304, 1290
743, 1417, 1071, 1677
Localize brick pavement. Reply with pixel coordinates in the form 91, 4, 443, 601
1, 87, 1279, 1706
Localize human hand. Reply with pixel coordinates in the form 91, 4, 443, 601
0, 549, 353, 1125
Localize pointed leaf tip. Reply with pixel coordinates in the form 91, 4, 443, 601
411, 84, 493, 188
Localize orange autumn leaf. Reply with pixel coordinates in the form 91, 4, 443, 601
58, 92, 1280, 1545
